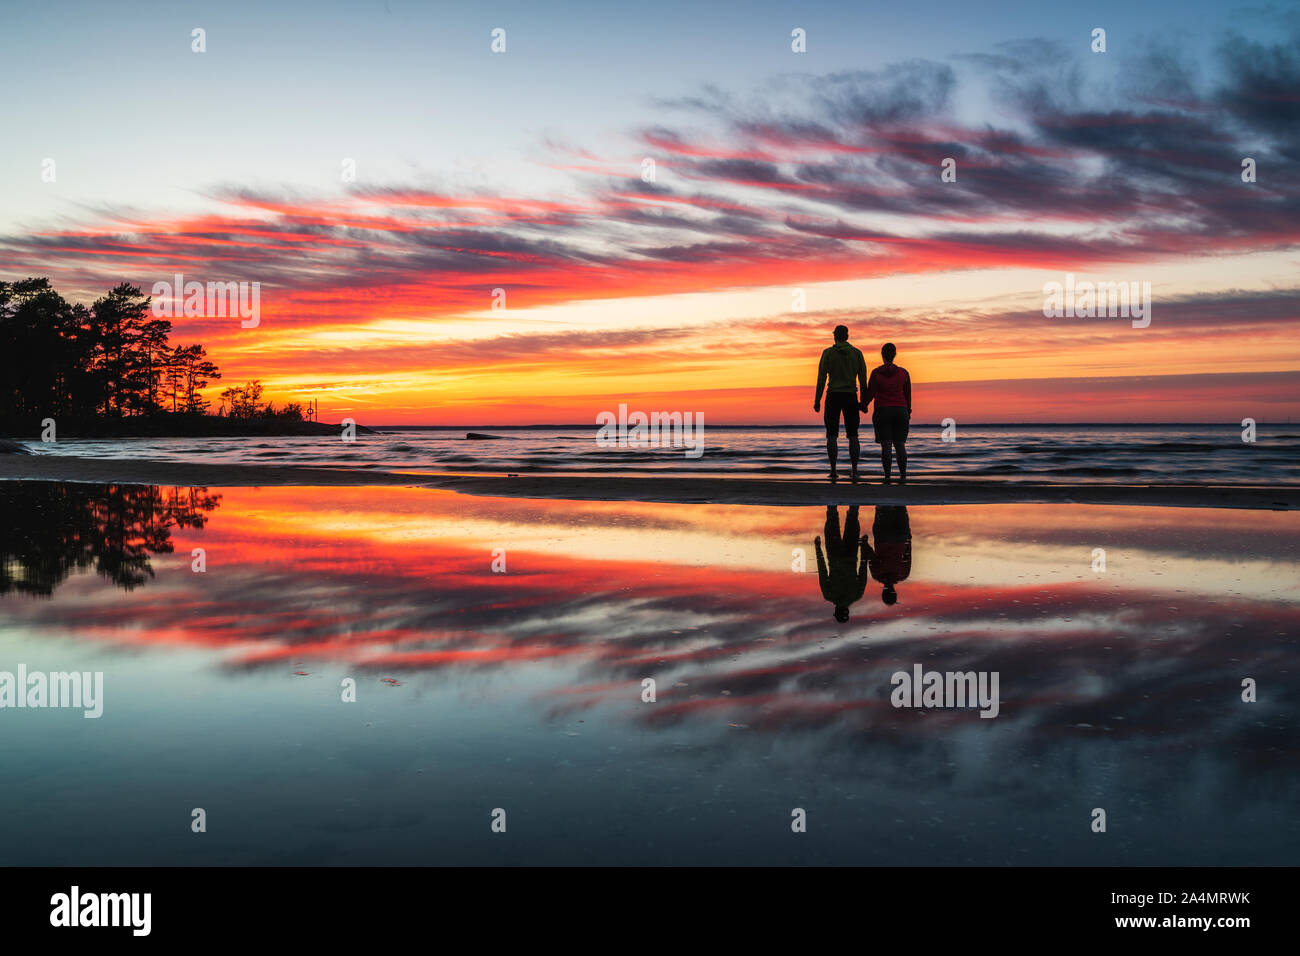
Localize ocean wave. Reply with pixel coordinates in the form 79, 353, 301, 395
45, 427, 1299, 485
1011, 441, 1228, 454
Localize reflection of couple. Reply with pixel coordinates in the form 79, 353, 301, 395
814, 504, 911, 621
812, 325, 911, 484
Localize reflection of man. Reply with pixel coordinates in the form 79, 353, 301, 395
814, 505, 871, 622
869, 506, 912, 605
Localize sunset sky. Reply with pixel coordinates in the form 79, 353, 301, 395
2, 0, 1298, 423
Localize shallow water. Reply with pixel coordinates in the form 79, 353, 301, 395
0, 482, 1297, 864
17, 423, 1300, 484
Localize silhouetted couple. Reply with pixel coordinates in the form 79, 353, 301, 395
814, 504, 912, 621
813, 325, 911, 484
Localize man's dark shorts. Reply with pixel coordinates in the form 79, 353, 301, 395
872, 405, 909, 445
824, 392, 859, 438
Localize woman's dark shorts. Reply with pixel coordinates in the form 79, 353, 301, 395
872, 406, 909, 445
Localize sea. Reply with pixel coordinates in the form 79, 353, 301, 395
20, 423, 1300, 483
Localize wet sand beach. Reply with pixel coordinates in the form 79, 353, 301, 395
2, 481, 1297, 865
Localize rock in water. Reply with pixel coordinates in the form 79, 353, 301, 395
0, 438, 33, 455
465, 432, 502, 440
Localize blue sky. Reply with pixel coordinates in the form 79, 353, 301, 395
3, 0, 1279, 224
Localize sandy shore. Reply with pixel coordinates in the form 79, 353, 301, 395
1, 454, 1295, 510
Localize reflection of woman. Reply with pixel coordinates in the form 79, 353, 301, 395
814, 505, 871, 622
868, 506, 911, 605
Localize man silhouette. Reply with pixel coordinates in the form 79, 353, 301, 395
813, 325, 868, 483
814, 505, 872, 622
862, 342, 911, 485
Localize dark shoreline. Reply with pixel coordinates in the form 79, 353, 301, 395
0, 454, 1294, 510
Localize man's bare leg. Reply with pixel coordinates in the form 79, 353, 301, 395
849, 435, 861, 482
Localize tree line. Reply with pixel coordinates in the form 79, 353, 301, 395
0, 277, 305, 431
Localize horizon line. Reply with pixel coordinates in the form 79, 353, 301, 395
360, 421, 1288, 429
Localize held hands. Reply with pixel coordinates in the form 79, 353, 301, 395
813, 400, 821, 413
